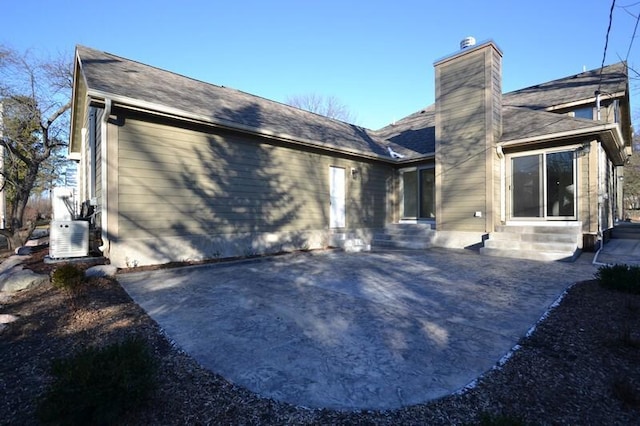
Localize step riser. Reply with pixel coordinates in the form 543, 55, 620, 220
489, 233, 578, 244
496, 225, 581, 235
479, 247, 579, 262
372, 239, 432, 250
611, 231, 640, 240
375, 231, 436, 239
483, 239, 576, 252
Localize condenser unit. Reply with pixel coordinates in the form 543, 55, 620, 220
50, 220, 89, 258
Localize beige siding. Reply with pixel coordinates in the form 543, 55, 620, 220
436, 47, 498, 232
116, 118, 391, 240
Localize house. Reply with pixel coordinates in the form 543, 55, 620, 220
68, 39, 632, 267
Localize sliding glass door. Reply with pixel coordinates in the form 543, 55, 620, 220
511, 150, 576, 219
401, 168, 435, 219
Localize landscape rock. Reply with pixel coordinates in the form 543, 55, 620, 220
0, 255, 48, 293
15, 246, 33, 256
85, 264, 118, 278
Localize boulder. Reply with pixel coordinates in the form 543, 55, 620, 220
0, 255, 48, 293
85, 264, 118, 278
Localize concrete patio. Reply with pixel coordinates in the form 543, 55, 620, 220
118, 248, 599, 410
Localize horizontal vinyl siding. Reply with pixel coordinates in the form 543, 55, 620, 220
117, 118, 391, 239
437, 51, 488, 231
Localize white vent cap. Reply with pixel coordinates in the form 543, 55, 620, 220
460, 36, 476, 49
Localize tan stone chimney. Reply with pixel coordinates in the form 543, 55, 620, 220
434, 39, 502, 233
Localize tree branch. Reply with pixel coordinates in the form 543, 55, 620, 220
43, 100, 71, 131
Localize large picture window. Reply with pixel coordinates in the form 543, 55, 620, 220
511, 150, 576, 219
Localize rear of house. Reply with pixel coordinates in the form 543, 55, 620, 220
68, 39, 632, 267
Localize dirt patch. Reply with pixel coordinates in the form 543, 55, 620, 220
1, 252, 639, 424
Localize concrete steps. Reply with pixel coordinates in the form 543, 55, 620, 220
611, 223, 640, 239
480, 224, 581, 262
330, 233, 371, 253
372, 223, 436, 250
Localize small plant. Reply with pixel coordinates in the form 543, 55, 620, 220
595, 264, 640, 294
51, 264, 85, 292
37, 337, 157, 425
51, 264, 85, 307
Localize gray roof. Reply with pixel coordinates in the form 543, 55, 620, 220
76, 46, 401, 160
376, 62, 628, 156
503, 62, 628, 109
75, 45, 627, 162
501, 106, 606, 142
373, 105, 436, 157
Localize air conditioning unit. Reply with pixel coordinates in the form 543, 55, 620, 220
50, 220, 89, 258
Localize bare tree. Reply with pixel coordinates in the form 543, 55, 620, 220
0, 46, 72, 250
285, 93, 358, 123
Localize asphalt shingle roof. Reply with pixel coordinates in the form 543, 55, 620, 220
503, 62, 628, 110
76, 46, 394, 159
76, 45, 627, 162
375, 62, 628, 155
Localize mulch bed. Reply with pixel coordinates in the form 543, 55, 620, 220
1, 249, 639, 425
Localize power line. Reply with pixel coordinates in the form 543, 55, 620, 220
625, 11, 640, 61
599, 0, 617, 92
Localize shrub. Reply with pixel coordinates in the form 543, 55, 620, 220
51, 264, 85, 293
595, 264, 640, 294
37, 337, 157, 425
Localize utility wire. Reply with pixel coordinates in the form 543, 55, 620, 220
599, 0, 617, 92
625, 7, 640, 61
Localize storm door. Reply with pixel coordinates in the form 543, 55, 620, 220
329, 166, 346, 228
511, 150, 576, 219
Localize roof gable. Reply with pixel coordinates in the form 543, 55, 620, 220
71, 46, 629, 163
74, 46, 393, 160
503, 62, 628, 110
376, 62, 629, 158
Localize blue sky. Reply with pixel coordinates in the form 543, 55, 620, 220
4, 0, 639, 129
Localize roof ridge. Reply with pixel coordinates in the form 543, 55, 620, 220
75, 45, 366, 131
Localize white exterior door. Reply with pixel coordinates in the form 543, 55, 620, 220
329, 166, 346, 228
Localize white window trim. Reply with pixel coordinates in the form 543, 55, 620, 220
506, 145, 580, 221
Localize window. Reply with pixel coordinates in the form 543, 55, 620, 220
572, 106, 593, 120
511, 150, 576, 219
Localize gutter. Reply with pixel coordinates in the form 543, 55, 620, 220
500, 122, 626, 165
98, 98, 111, 253
85, 90, 403, 165
500, 122, 621, 147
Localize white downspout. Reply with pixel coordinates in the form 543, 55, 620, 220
597, 143, 603, 249
98, 98, 112, 253
496, 145, 506, 223
80, 128, 87, 202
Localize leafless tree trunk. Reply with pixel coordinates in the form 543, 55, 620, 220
0, 46, 72, 250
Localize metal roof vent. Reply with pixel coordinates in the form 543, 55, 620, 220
460, 36, 476, 50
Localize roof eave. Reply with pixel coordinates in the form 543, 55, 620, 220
68, 50, 86, 155
545, 90, 626, 112
85, 89, 399, 164
500, 123, 627, 165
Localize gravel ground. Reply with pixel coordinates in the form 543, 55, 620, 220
1, 250, 639, 425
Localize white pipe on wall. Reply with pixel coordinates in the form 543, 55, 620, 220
98, 98, 112, 253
